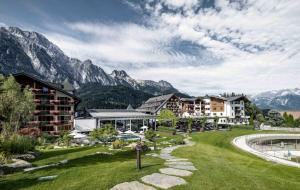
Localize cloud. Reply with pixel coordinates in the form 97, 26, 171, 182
46, 21, 218, 69
0, 22, 6, 27
44, 0, 300, 95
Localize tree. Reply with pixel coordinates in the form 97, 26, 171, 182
145, 129, 157, 150
213, 116, 219, 130
265, 110, 284, 126
295, 117, 300, 128
89, 124, 117, 145
0, 75, 35, 138
245, 102, 262, 120
157, 109, 178, 129
256, 114, 265, 123
249, 114, 254, 126
187, 117, 193, 133
60, 133, 72, 147
200, 117, 207, 131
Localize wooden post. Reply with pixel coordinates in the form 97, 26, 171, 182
136, 143, 142, 170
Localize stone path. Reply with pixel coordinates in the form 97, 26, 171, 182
111, 181, 156, 190
159, 168, 193, 177
110, 135, 197, 190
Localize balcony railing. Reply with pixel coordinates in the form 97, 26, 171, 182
32, 89, 55, 95
50, 120, 72, 125
33, 110, 51, 115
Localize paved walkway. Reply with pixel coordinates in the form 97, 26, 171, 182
232, 134, 300, 168
110, 135, 196, 190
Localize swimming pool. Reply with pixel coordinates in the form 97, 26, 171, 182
117, 134, 141, 141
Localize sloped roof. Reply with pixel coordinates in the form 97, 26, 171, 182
226, 95, 250, 102
88, 109, 154, 119
180, 97, 202, 102
126, 104, 134, 110
137, 93, 176, 114
13, 72, 79, 101
63, 79, 75, 92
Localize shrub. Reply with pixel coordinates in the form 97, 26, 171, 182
41, 132, 58, 144
90, 124, 118, 145
19, 127, 41, 138
171, 137, 185, 145
112, 140, 124, 149
0, 150, 12, 164
1, 134, 36, 154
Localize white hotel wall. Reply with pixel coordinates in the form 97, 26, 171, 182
74, 118, 97, 132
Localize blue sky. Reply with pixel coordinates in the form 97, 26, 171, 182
1, 0, 299, 95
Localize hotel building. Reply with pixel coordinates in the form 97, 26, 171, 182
13, 73, 80, 134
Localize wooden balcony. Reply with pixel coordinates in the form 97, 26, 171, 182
32, 88, 55, 95
50, 100, 60, 104
50, 110, 60, 115
27, 121, 40, 125
34, 99, 41, 103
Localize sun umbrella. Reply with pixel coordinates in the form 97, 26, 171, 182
73, 133, 87, 139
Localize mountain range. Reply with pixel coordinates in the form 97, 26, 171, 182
1, 26, 300, 111
0, 26, 179, 94
251, 88, 300, 111
0, 26, 184, 108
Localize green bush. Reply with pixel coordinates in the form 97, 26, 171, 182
41, 132, 58, 144
1, 134, 36, 154
172, 137, 185, 145
0, 150, 12, 164
90, 124, 118, 145
112, 140, 125, 149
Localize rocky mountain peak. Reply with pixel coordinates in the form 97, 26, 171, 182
0, 26, 180, 96
252, 88, 300, 111
158, 80, 173, 88
111, 70, 129, 78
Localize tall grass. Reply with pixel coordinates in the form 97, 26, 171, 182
1, 134, 36, 154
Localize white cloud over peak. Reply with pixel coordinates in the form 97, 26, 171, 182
45, 0, 300, 95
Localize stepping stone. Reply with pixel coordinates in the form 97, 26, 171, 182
141, 173, 186, 189
168, 165, 197, 171
166, 158, 189, 162
110, 181, 156, 190
38, 175, 57, 181
159, 168, 193, 177
165, 161, 194, 166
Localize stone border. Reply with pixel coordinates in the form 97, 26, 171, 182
232, 134, 300, 168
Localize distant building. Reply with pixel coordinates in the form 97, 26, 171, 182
180, 97, 202, 117
136, 94, 181, 116
13, 73, 80, 134
192, 95, 250, 125
74, 108, 155, 132
139, 94, 250, 125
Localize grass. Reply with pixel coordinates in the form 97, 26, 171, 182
2, 128, 300, 190
171, 129, 300, 190
0, 145, 164, 190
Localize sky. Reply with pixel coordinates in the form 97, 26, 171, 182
0, 0, 299, 95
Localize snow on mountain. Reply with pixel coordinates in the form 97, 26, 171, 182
0, 26, 178, 95
252, 88, 300, 110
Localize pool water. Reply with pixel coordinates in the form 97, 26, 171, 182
117, 134, 141, 141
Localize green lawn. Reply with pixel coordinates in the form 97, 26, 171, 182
1, 129, 300, 190
171, 129, 300, 190
0, 146, 164, 190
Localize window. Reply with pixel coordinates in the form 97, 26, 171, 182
220, 113, 223, 116
42, 87, 48, 93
